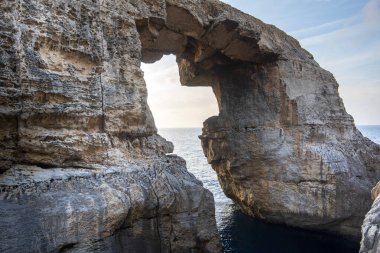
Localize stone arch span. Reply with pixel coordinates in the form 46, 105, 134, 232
1, 1, 379, 250
136, 1, 380, 238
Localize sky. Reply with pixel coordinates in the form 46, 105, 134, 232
142, 0, 380, 128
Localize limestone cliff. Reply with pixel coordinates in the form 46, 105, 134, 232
137, 0, 380, 238
1, 0, 379, 251
0, 158, 220, 252
0, 0, 221, 252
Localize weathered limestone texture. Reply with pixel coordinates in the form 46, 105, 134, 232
360, 183, 380, 252
0, 0, 221, 252
0, 158, 220, 253
1, 0, 379, 251
137, 0, 380, 238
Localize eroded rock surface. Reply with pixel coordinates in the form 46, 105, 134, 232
1, 0, 379, 251
0, 0, 222, 252
0, 157, 220, 253
137, 0, 380, 238
361, 183, 380, 253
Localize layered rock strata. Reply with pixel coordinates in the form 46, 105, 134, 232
0, 157, 220, 252
360, 182, 380, 253
1, 0, 379, 251
0, 0, 222, 252
137, 0, 380, 238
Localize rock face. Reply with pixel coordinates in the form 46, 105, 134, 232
139, 0, 380, 238
0, 158, 220, 253
360, 183, 380, 252
1, 0, 379, 251
0, 0, 222, 252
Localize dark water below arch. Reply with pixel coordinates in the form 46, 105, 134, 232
159, 126, 380, 253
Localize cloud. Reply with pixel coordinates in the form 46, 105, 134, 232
324, 44, 380, 71
289, 18, 350, 39
363, 0, 380, 25
298, 1, 380, 48
293, 0, 380, 124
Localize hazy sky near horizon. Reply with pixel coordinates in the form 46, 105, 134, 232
142, 0, 380, 128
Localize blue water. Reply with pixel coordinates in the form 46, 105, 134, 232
159, 126, 380, 253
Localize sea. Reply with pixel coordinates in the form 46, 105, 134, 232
158, 126, 380, 253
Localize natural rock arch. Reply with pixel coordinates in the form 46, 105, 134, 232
137, 1, 380, 238
1, 0, 380, 252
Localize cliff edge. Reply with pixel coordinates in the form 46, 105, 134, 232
1, 0, 380, 251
